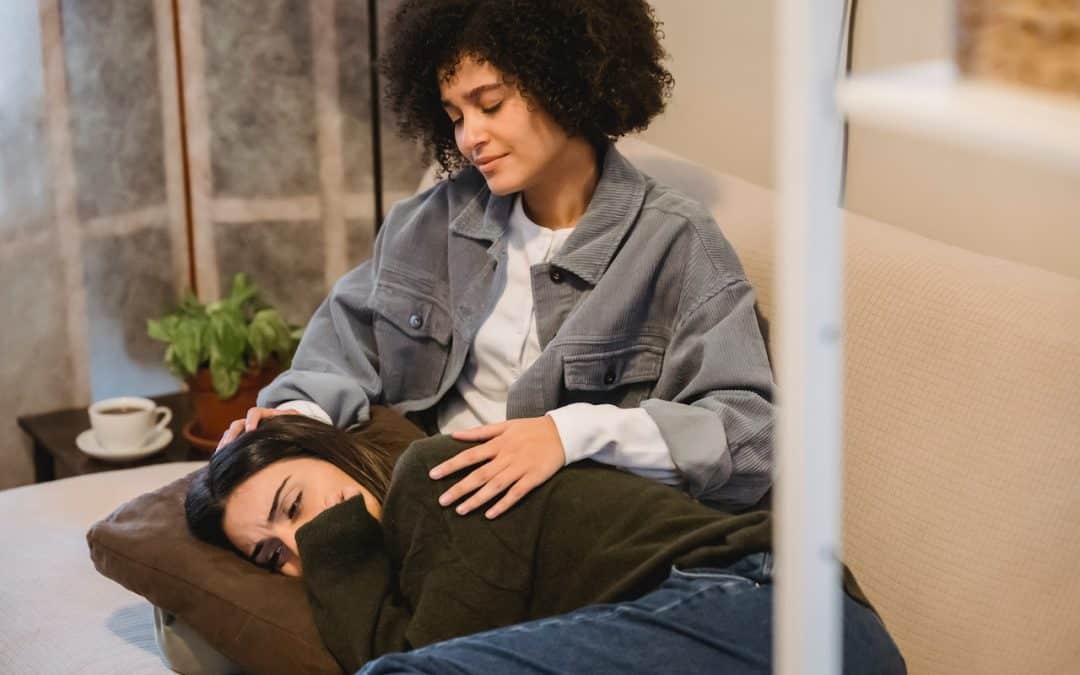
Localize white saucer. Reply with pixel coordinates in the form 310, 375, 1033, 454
76, 428, 173, 462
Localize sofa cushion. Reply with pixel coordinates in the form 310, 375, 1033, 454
87, 406, 427, 675
836, 213, 1080, 675
619, 136, 1080, 674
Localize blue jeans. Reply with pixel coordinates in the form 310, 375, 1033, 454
358, 553, 907, 675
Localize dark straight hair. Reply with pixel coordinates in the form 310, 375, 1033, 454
184, 415, 397, 553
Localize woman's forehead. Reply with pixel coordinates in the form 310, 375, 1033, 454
223, 460, 298, 532
439, 58, 503, 97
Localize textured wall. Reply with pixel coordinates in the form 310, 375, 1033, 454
61, 0, 187, 401
638, 0, 774, 188
0, 2, 56, 489
376, 0, 430, 210
845, 0, 1080, 280
642, 0, 1080, 280
0, 0, 187, 489
179, 0, 414, 325
64, 2, 168, 220
2, 0, 429, 491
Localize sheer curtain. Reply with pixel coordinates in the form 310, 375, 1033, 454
0, 0, 425, 489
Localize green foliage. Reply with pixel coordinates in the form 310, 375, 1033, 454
147, 274, 302, 399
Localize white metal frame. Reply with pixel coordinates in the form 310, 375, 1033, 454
774, 1, 848, 673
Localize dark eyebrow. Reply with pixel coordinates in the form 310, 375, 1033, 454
248, 474, 290, 563
440, 82, 503, 108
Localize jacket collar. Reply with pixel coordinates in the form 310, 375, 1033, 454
449, 143, 648, 285
448, 181, 505, 243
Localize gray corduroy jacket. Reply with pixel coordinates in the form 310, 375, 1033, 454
259, 144, 776, 509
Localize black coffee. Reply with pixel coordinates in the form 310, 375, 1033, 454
98, 406, 144, 415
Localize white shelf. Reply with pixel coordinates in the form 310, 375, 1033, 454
837, 60, 1080, 171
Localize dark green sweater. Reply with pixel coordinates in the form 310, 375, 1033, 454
295, 436, 870, 674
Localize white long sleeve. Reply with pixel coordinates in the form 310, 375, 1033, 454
276, 399, 333, 425
547, 402, 681, 486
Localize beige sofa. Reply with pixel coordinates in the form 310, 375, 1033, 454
3, 138, 1077, 674
622, 136, 1080, 675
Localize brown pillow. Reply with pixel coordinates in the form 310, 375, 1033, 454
87, 406, 427, 675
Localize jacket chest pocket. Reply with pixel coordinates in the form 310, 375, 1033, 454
371, 287, 452, 401
561, 343, 665, 407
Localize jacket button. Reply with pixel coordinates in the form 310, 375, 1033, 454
603, 368, 616, 385
549, 268, 563, 283
408, 313, 423, 329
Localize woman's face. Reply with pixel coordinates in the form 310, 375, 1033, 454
439, 56, 573, 195
222, 457, 380, 577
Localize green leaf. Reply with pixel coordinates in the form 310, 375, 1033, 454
173, 318, 206, 376
162, 345, 183, 378
179, 291, 206, 318
209, 356, 242, 399
207, 308, 247, 366
147, 317, 176, 343
248, 309, 293, 364
226, 273, 259, 310
248, 315, 278, 364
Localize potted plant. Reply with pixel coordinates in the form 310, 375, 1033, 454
148, 273, 303, 451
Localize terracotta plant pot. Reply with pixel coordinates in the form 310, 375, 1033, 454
183, 359, 282, 452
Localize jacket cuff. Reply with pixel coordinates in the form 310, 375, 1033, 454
640, 399, 733, 498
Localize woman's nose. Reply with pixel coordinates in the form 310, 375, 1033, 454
457, 114, 487, 158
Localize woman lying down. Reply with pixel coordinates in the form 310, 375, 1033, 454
185, 416, 905, 675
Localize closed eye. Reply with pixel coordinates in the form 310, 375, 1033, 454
267, 542, 284, 571
448, 102, 502, 128
288, 492, 302, 520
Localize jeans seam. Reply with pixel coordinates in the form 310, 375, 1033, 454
670, 567, 756, 585
651, 580, 751, 613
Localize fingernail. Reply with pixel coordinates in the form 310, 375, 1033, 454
438, 494, 450, 506
429, 469, 442, 479
485, 510, 496, 519
456, 505, 467, 515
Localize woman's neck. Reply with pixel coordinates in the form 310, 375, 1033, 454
521, 138, 600, 230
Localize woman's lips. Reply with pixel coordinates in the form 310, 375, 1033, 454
476, 154, 507, 173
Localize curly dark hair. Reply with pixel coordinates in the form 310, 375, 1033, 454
379, 0, 675, 175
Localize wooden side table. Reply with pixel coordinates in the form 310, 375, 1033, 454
16, 392, 209, 483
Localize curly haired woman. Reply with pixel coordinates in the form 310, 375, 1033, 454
226, 0, 773, 522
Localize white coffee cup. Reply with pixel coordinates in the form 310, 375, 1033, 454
88, 396, 173, 453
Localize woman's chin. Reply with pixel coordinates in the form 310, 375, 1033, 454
482, 173, 521, 196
